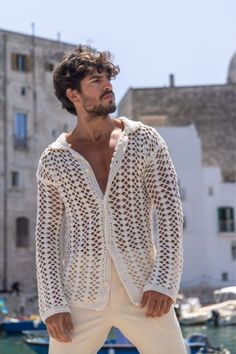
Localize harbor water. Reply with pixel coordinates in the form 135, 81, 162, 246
181, 325, 236, 354
0, 325, 235, 354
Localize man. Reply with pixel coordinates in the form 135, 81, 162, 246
35, 45, 187, 353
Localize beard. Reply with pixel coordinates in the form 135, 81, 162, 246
86, 102, 116, 116
81, 94, 117, 117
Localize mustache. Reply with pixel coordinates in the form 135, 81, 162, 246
100, 90, 114, 99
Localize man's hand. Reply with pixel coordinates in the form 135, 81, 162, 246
45, 312, 74, 343
141, 290, 174, 317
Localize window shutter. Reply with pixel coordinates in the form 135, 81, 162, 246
11, 53, 17, 70
218, 207, 235, 232
218, 207, 224, 220
25, 55, 32, 72
16, 217, 29, 247
223, 207, 234, 220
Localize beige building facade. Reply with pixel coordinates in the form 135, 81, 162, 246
0, 29, 75, 297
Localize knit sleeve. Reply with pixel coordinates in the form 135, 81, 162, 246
35, 153, 71, 323
143, 140, 184, 303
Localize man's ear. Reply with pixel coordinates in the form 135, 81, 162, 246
66, 88, 81, 103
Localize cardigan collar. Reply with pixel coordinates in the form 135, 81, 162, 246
48, 116, 142, 150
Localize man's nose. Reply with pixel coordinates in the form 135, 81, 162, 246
103, 77, 112, 90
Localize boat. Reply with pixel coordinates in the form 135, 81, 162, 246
177, 297, 212, 326
22, 330, 49, 354
23, 327, 139, 354
213, 286, 236, 303
185, 333, 230, 354
177, 294, 236, 326
206, 301, 236, 326
180, 312, 211, 326
0, 315, 46, 334
206, 286, 236, 326
23, 329, 231, 354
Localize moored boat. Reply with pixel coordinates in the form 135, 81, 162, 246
23, 329, 231, 354
184, 333, 230, 354
0, 316, 46, 334
180, 312, 211, 326
179, 301, 236, 327
23, 328, 139, 354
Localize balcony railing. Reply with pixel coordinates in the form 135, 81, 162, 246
219, 219, 235, 232
14, 136, 28, 150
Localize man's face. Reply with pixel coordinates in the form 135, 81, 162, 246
77, 69, 116, 116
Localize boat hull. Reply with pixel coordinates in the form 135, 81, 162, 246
0, 320, 46, 334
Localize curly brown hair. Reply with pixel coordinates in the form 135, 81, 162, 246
53, 44, 120, 116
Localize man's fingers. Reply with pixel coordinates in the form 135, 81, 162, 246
48, 319, 72, 342
141, 292, 148, 307
45, 312, 74, 343
58, 319, 72, 342
64, 313, 74, 331
156, 299, 167, 317
145, 297, 156, 317
50, 323, 65, 342
152, 299, 162, 317
165, 300, 172, 315
152, 298, 173, 317
141, 292, 175, 318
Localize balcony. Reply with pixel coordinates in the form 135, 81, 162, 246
13, 136, 28, 150
218, 231, 236, 238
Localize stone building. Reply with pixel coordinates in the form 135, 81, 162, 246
0, 29, 75, 302
118, 52, 236, 298
118, 53, 236, 183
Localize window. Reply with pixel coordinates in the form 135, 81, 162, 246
21, 87, 26, 96
16, 217, 29, 247
231, 242, 236, 260
11, 171, 19, 187
45, 62, 54, 72
208, 187, 214, 196
221, 272, 228, 282
14, 113, 28, 149
218, 207, 235, 232
11, 53, 31, 72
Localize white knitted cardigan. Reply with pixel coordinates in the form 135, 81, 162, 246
35, 116, 184, 323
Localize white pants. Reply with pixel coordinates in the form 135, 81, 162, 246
49, 260, 187, 354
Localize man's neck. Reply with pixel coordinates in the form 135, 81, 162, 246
67, 115, 119, 143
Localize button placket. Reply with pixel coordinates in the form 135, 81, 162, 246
102, 199, 112, 306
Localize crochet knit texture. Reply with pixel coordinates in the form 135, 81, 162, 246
35, 116, 184, 323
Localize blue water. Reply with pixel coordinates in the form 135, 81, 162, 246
181, 325, 236, 354
0, 326, 235, 354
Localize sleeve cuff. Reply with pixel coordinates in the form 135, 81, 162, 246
40, 306, 71, 324
143, 283, 177, 303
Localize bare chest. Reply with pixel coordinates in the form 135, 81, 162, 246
69, 131, 123, 194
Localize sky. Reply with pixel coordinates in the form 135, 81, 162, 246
0, 0, 235, 103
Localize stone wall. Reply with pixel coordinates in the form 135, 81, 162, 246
118, 84, 236, 182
